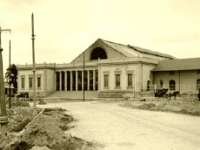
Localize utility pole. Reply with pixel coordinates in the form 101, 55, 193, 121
31, 13, 36, 107
0, 26, 11, 135
8, 39, 11, 108
9, 40, 11, 66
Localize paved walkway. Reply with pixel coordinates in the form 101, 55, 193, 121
40, 101, 200, 150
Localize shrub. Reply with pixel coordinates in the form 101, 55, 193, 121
138, 103, 156, 110
12, 101, 30, 107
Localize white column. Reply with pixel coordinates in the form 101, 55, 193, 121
59, 71, 62, 91
87, 70, 90, 91
93, 70, 95, 91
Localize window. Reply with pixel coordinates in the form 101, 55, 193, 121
169, 80, 176, 90
37, 75, 41, 89
115, 74, 121, 89
147, 80, 151, 91
197, 79, 200, 90
29, 76, 33, 89
21, 76, 25, 89
104, 74, 109, 89
160, 80, 163, 88
90, 47, 107, 60
127, 73, 133, 88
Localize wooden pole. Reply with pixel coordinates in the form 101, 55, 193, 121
31, 13, 36, 107
0, 26, 11, 135
0, 27, 7, 117
9, 40, 11, 66
8, 39, 11, 108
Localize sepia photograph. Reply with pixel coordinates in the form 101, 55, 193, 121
1, 0, 200, 149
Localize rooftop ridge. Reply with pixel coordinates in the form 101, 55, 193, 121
100, 38, 174, 59
99, 38, 128, 47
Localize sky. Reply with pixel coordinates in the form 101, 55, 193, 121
1, 0, 200, 71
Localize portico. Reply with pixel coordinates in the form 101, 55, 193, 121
56, 69, 98, 91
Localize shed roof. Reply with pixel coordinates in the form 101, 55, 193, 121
153, 57, 200, 71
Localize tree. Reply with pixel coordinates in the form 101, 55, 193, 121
5, 64, 18, 108
6, 64, 18, 89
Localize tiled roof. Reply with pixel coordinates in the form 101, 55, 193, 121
101, 39, 174, 59
153, 57, 200, 71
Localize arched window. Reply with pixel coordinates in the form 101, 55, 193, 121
160, 80, 163, 89
169, 80, 176, 90
197, 79, 200, 90
146, 80, 151, 91
90, 47, 107, 60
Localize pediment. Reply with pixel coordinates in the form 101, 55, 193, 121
71, 39, 135, 64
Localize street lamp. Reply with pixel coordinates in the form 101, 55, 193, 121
0, 26, 11, 135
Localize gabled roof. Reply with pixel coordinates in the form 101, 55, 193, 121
153, 57, 200, 71
100, 39, 174, 59
71, 38, 174, 63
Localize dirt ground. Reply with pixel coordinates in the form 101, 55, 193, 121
39, 101, 200, 150
121, 97, 200, 116
0, 103, 94, 150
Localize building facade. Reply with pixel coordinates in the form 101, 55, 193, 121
20, 39, 199, 98
153, 58, 200, 95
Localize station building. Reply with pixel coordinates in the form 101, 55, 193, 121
17, 39, 200, 99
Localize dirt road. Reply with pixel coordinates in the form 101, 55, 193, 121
40, 101, 200, 150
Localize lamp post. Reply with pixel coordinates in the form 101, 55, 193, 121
0, 26, 11, 135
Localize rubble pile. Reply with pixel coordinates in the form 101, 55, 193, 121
0, 107, 94, 150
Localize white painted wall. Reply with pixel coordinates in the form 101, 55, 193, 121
142, 64, 156, 91
17, 69, 55, 96
154, 70, 200, 94
18, 70, 44, 92
99, 63, 142, 92
45, 69, 56, 92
